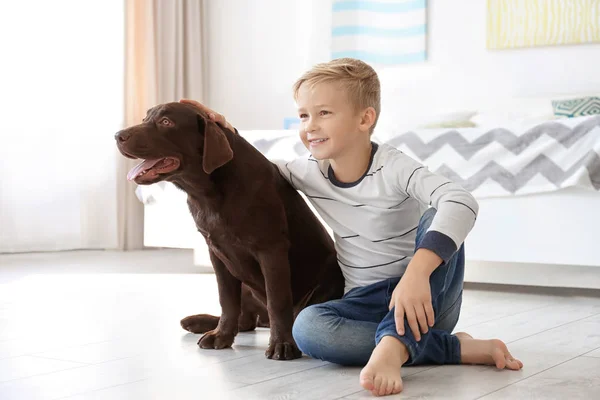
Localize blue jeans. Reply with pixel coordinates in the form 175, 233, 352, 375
292, 208, 464, 367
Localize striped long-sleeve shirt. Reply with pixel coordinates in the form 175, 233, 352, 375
274, 142, 479, 293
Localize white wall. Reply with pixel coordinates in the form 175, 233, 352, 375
205, 0, 600, 130
144, 0, 600, 250
204, 0, 329, 130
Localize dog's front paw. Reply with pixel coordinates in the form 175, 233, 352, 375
198, 329, 235, 349
265, 340, 302, 360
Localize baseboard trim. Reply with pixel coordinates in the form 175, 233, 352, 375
465, 260, 600, 290
194, 246, 600, 291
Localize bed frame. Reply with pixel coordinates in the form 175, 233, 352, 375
463, 187, 600, 289
191, 187, 600, 289
141, 144, 600, 290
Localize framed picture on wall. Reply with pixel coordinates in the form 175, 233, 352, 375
487, 0, 600, 49
330, 0, 428, 65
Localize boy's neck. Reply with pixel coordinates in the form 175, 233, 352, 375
329, 141, 373, 184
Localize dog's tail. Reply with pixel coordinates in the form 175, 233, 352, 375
180, 314, 220, 334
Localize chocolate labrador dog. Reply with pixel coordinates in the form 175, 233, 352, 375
115, 102, 344, 360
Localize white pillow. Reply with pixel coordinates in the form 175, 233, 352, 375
377, 109, 477, 129
417, 111, 477, 128
471, 111, 559, 128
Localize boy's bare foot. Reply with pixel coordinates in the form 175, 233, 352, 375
360, 336, 409, 397
456, 332, 523, 370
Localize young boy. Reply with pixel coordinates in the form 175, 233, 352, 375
181, 58, 523, 397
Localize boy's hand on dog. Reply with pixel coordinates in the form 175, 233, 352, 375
179, 98, 235, 132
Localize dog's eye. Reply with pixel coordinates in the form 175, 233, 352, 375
159, 117, 173, 127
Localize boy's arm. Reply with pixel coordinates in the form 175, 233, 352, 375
392, 154, 479, 266
271, 159, 301, 190
389, 152, 478, 340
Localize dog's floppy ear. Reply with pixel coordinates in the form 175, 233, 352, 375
198, 114, 234, 174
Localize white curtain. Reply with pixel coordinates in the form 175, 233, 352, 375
0, 0, 209, 254
0, 1, 125, 253
124, 0, 208, 250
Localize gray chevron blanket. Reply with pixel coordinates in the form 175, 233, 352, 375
241, 114, 600, 199
134, 115, 600, 204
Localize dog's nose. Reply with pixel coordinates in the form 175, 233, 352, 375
115, 130, 131, 143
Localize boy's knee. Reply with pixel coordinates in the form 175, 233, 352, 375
293, 305, 328, 353
418, 207, 437, 232
293, 306, 318, 342
422, 207, 436, 223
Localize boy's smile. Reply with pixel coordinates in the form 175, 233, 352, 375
307, 137, 329, 148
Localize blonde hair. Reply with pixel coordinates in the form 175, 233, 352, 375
292, 58, 381, 134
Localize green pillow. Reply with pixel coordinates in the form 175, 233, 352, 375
552, 96, 600, 118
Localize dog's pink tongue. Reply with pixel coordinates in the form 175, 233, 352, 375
127, 159, 162, 181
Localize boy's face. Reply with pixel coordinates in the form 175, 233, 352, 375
295, 82, 369, 161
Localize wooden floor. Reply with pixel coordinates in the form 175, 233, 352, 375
1, 249, 599, 399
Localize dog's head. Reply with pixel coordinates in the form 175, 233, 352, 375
115, 102, 233, 185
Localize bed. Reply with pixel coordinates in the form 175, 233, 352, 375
138, 104, 600, 290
